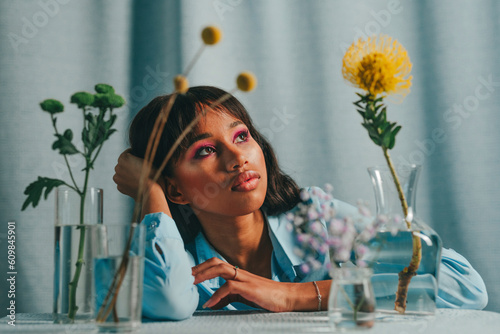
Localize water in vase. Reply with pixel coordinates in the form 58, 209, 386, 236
364, 229, 442, 315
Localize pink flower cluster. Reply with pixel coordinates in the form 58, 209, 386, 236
286, 185, 381, 274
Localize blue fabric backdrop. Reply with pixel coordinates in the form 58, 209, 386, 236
1, 0, 499, 315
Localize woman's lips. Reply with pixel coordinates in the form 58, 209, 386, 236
231, 170, 261, 192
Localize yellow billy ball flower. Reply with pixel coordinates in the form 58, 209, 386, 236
342, 34, 412, 100
173, 75, 189, 94
201, 26, 222, 45
236, 71, 257, 92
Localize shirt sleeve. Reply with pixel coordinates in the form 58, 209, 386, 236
436, 248, 488, 309
141, 212, 199, 321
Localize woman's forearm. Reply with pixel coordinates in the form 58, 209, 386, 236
290, 280, 331, 311
141, 181, 171, 220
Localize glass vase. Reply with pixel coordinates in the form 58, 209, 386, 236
92, 223, 145, 331
328, 267, 376, 330
53, 186, 103, 324
364, 164, 442, 315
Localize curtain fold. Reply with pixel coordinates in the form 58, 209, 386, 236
0, 0, 498, 314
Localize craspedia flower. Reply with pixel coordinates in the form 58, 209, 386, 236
201, 26, 222, 45
173, 75, 189, 94
40, 99, 64, 114
342, 34, 412, 100
236, 71, 257, 92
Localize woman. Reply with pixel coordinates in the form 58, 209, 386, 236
113, 86, 487, 320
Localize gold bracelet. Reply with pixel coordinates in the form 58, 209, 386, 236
312, 281, 322, 311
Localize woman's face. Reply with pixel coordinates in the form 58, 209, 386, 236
168, 111, 268, 218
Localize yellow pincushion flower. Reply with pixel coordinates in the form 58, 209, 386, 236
201, 26, 222, 45
236, 71, 257, 92
173, 75, 189, 94
342, 34, 412, 100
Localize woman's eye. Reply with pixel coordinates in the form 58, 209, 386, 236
235, 131, 249, 143
195, 146, 215, 158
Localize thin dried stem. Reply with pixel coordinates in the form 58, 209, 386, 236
183, 45, 206, 77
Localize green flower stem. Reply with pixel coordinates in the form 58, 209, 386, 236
382, 148, 409, 225
66, 160, 90, 320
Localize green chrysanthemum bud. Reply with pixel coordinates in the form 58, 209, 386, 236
93, 93, 125, 109
94, 83, 115, 94
92, 93, 111, 109
108, 94, 125, 109
40, 99, 64, 114
70, 92, 95, 109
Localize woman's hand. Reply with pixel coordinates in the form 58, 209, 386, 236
192, 257, 319, 312
113, 149, 160, 199
113, 149, 171, 218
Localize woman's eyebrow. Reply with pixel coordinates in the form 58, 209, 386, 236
187, 121, 244, 148
187, 133, 212, 148
229, 120, 243, 128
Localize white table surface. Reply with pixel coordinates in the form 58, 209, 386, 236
1, 309, 500, 333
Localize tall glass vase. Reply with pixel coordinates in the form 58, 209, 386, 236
53, 186, 103, 324
364, 164, 442, 315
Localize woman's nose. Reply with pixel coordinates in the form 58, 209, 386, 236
225, 147, 248, 171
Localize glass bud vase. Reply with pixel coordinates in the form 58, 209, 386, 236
328, 267, 376, 330
53, 186, 103, 324
364, 164, 442, 315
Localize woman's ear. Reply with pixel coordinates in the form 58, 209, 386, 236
165, 178, 189, 205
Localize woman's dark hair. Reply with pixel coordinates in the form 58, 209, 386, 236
129, 86, 300, 243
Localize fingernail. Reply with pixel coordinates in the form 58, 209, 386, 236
202, 302, 208, 309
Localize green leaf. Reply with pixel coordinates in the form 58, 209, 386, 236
63, 129, 73, 141
374, 107, 386, 127
382, 130, 392, 148
369, 135, 381, 146
52, 132, 79, 155
365, 104, 375, 119
70, 92, 95, 109
362, 122, 380, 141
82, 114, 99, 153
22, 177, 65, 210
40, 99, 64, 114
387, 125, 402, 149
392, 125, 402, 138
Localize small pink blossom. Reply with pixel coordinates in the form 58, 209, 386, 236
300, 190, 310, 201
310, 221, 323, 234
